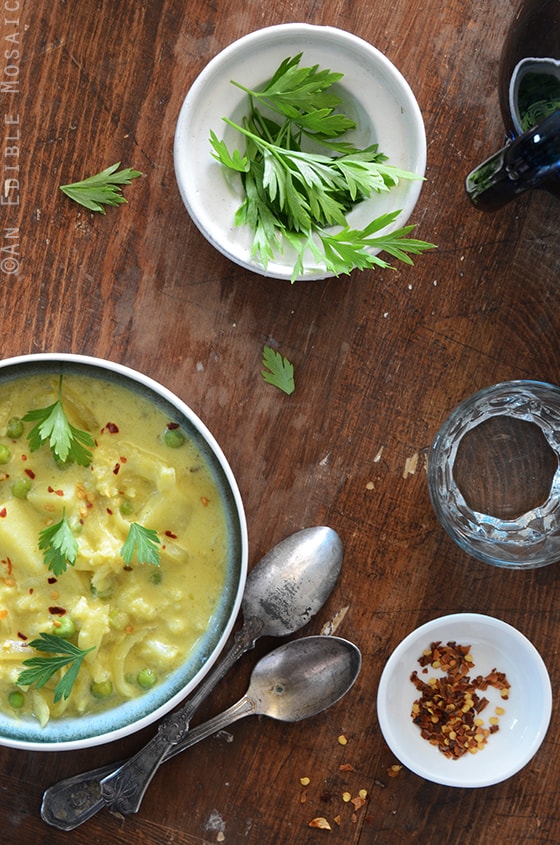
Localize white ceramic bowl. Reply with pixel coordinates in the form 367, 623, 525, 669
377, 613, 551, 787
174, 23, 427, 281
0, 353, 248, 751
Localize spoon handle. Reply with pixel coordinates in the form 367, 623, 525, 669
41, 617, 263, 830
98, 710, 187, 815
41, 695, 255, 831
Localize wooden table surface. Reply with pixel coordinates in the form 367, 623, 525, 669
2, 1, 559, 843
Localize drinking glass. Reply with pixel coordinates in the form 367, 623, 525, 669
428, 381, 560, 568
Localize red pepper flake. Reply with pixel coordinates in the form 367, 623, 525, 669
120, 456, 127, 463
47, 486, 65, 497
2, 558, 13, 576
113, 463, 120, 475
410, 641, 511, 759
47, 577, 57, 584
17, 632, 27, 640
48, 606, 67, 616
24, 468, 35, 479
167, 422, 180, 430
0, 508, 6, 518
165, 530, 177, 539
200, 496, 209, 507
21, 454, 27, 461
308, 818, 332, 830
106, 508, 113, 515
103, 422, 119, 434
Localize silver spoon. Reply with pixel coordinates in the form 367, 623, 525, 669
42, 635, 361, 831
41, 526, 343, 829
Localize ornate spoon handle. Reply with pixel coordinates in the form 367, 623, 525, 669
98, 709, 188, 814
41, 697, 253, 830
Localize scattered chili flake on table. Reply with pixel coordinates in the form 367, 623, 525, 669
410, 640, 510, 759
387, 764, 402, 778
308, 817, 332, 830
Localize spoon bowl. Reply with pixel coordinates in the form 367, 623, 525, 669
242, 526, 343, 637
245, 635, 362, 722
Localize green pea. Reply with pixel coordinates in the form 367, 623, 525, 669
11, 478, 31, 499
90, 680, 113, 700
137, 668, 157, 690
52, 615, 76, 639
6, 417, 23, 439
8, 690, 25, 709
119, 499, 134, 516
0, 444, 11, 464
109, 609, 128, 630
163, 426, 186, 448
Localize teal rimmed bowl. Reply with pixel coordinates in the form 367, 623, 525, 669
0, 353, 247, 751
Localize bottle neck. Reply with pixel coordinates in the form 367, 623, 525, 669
466, 109, 560, 210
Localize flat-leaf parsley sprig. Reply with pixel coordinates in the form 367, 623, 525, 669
38, 511, 79, 576
121, 522, 161, 567
229, 54, 355, 147
23, 376, 95, 466
17, 633, 95, 703
60, 162, 142, 213
262, 345, 295, 395
210, 53, 435, 281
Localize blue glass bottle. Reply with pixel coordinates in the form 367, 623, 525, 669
466, 0, 560, 210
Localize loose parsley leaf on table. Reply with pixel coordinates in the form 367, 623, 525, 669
262, 345, 295, 395
23, 376, 95, 466
17, 633, 95, 703
210, 53, 436, 281
60, 162, 142, 213
121, 523, 161, 567
38, 512, 78, 576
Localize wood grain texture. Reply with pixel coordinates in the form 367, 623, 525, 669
1, 0, 560, 842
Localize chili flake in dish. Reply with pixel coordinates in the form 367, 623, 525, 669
410, 641, 510, 759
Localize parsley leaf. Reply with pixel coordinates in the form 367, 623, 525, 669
285, 211, 436, 279
23, 376, 95, 466
60, 162, 142, 213
17, 633, 95, 703
38, 512, 78, 576
121, 523, 161, 566
231, 53, 353, 141
262, 345, 295, 395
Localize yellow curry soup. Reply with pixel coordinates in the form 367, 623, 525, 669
0, 373, 228, 726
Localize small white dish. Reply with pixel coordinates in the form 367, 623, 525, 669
377, 613, 551, 787
174, 23, 427, 281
